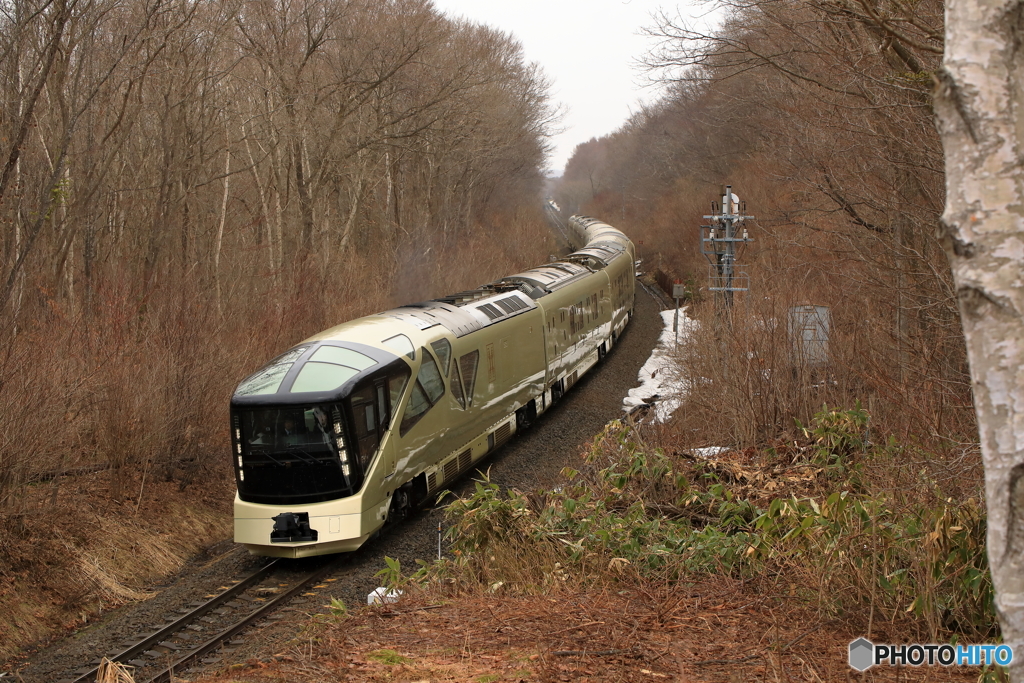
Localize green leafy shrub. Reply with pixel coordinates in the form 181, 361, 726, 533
410, 408, 992, 639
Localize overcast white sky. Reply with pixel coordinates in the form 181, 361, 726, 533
431, 0, 710, 177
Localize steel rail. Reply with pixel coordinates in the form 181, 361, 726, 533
636, 278, 670, 311
141, 555, 348, 683
67, 559, 280, 683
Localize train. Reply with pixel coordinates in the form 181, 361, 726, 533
229, 216, 636, 557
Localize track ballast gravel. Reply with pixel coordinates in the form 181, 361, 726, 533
15, 284, 663, 682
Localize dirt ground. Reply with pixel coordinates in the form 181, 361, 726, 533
192, 579, 984, 683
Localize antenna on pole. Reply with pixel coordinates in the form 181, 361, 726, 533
701, 185, 754, 310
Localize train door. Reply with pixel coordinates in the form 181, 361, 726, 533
350, 376, 395, 478
499, 337, 510, 385
374, 377, 395, 477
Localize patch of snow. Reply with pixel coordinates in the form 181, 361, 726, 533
623, 307, 696, 423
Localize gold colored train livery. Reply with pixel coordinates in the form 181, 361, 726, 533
230, 216, 635, 557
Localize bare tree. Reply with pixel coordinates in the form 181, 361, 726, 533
935, 0, 1024, 673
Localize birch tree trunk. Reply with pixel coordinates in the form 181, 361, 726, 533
214, 131, 230, 316
242, 122, 274, 274
935, 0, 1024, 674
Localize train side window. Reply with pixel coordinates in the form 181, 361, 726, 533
430, 339, 452, 377
383, 334, 415, 360
400, 349, 445, 435
419, 348, 445, 404
387, 372, 409, 417
400, 383, 431, 435
458, 350, 479, 407
451, 362, 466, 409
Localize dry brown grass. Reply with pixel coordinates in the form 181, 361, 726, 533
190, 580, 982, 682
0, 470, 233, 662
96, 658, 136, 683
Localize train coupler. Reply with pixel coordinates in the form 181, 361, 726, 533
270, 512, 318, 543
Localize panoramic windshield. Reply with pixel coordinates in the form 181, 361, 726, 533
234, 403, 361, 505
243, 405, 335, 452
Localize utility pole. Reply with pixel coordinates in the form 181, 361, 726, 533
701, 185, 754, 310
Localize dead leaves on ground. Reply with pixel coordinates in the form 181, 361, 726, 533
192, 578, 979, 683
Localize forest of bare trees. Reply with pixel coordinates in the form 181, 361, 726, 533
0, 0, 557, 506
554, 0, 969, 450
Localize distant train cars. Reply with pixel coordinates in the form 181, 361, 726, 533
230, 216, 635, 557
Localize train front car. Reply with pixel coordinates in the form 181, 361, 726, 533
230, 321, 416, 557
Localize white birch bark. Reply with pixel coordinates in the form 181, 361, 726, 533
12, 58, 23, 328
243, 121, 274, 274
214, 132, 230, 316
935, 0, 1024, 674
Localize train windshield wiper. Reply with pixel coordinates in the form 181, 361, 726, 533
286, 445, 324, 465
255, 450, 285, 466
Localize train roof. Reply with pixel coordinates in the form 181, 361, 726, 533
381, 289, 536, 338
366, 216, 632, 339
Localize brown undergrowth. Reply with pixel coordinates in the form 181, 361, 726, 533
193, 581, 981, 682
0, 464, 233, 664
407, 412, 989, 639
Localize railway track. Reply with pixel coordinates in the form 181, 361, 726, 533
61, 555, 348, 683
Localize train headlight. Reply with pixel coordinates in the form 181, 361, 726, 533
339, 448, 349, 464
342, 463, 351, 476
336, 437, 345, 449
334, 423, 342, 435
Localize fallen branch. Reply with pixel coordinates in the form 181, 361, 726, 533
546, 620, 605, 635
691, 652, 761, 666
378, 604, 447, 618
553, 647, 640, 657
